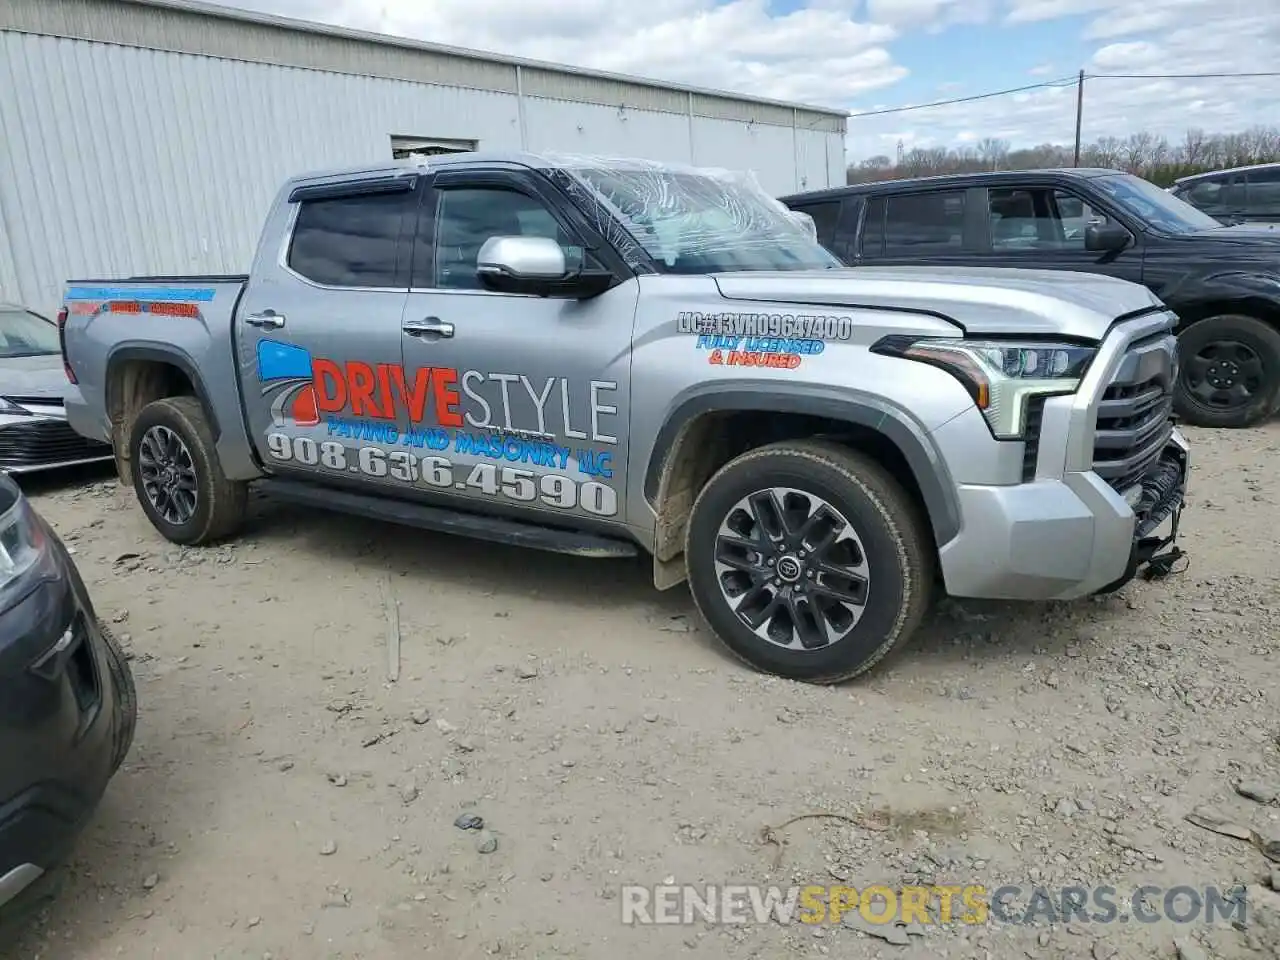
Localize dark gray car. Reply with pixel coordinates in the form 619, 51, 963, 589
0, 304, 111, 474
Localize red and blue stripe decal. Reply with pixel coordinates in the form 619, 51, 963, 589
64, 286, 215, 319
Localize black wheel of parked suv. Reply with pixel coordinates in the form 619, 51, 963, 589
684, 439, 934, 684
128, 396, 247, 545
98, 622, 137, 770
1173, 315, 1280, 428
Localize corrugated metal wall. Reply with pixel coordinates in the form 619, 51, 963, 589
0, 30, 847, 316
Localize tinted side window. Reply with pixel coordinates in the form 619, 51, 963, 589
425, 187, 577, 290
793, 201, 842, 247
861, 197, 887, 258
884, 192, 965, 254
287, 191, 410, 287
1247, 168, 1280, 216
986, 187, 1106, 251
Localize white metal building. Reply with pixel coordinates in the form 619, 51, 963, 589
0, 0, 849, 317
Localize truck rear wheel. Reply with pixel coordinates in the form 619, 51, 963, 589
684, 440, 934, 684
128, 396, 247, 545
1173, 314, 1280, 428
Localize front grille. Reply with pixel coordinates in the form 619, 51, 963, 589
1022, 396, 1046, 481
0, 418, 111, 470
1092, 332, 1177, 492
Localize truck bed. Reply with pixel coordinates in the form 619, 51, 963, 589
60, 275, 260, 481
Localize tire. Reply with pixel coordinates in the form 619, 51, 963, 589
128, 396, 247, 545
1173, 315, 1280, 428
98, 622, 137, 770
684, 439, 934, 684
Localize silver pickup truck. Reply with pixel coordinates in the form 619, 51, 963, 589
58, 152, 1190, 683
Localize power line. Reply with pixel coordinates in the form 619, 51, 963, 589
1090, 71, 1280, 79
847, 76, 1078, 117
849, 70, 1280, 119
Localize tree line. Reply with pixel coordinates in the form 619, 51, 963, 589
847, 126, 1280, 186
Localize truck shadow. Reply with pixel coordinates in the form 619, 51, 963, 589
240, 493, 1128, 676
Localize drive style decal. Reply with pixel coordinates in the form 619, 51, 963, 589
255, 339, 616, 443
254, 338, 620, 516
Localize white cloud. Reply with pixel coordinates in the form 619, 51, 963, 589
849, 0, 1280, 160
208, 0, 1280, 164
222, 0, 904, 105
866, 0, 994, 30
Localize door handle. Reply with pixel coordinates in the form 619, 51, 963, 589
244, 310, 286, 329
403, 316, 454, 339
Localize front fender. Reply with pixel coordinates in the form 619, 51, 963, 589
642, 381, 964, 547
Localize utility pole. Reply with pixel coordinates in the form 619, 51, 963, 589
1073, 69, 1085, 167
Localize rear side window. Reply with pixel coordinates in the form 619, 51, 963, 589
287, 191, 411, 288
883, 191, 966, 254
861, 197, 887, 257
793, 201, 842, 247
1247, 168, 1280, 216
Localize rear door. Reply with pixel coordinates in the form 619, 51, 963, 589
395, 166, 638, 527
1243, 168, 1280, 223
858, 189, 980, 268
788, 198, 860, 263
235, 175, 417, 486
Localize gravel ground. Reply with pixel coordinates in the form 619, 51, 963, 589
4, 421, 1280, 960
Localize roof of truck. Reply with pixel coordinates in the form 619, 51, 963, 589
1173, 161, 1280, 185
284, 151, 748, 185
780, 168, 1127, 204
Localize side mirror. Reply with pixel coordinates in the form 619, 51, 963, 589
476, 236, 613, 298
477, 236, 569, 281
1084, 223, 1131, 253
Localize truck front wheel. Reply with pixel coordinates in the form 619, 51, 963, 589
1173, 314, 1280, 428
127, 396, 247, 545
684, 440, 934, 684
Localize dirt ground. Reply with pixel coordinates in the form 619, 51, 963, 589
4, 421, 1280, 960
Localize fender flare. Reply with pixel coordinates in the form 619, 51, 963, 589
643, 383, 963, 546
105, 343, 221, 440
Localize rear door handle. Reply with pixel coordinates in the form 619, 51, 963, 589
403, 317, 454, 339
244, 310, 286, 329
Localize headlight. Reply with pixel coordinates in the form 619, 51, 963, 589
0, 492, 50, 602
0, 397, 32, 416
1, 497, 46, 580
872, 337, 1097, 439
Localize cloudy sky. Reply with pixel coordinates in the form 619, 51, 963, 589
212, 0, 1279, 159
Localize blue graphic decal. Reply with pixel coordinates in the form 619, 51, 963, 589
65, 286, 217, 302
695, 334, 824, 356
258, 339, 314, 382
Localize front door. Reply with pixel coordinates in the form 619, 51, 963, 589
236, 180, 416, 487
397, 169, 638, 527
976, 185, 1145, 284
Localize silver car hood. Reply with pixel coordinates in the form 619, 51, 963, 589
713, 266, 1168, 341
0, 353, 69, 404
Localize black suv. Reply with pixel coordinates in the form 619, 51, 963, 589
1169, 163, 1280, 226
782, 168, 1280, 428
0, 471, 136, 921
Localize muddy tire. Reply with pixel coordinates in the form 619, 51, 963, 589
684, 439, 934, 684
99, 622, 137, 770
1173, 315, 1280, 428
128, 396, 247, 545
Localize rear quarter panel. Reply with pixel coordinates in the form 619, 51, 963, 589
61, 281, 260, 480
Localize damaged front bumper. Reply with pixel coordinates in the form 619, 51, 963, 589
1097, 434, 1189, 593
939, 428, 1191, 602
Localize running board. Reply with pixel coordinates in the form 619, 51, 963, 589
256, 478, 639, 559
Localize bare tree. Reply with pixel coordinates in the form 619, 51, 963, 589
845, 125, 1280, 186
976, 137, 1010, 170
